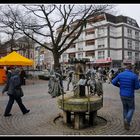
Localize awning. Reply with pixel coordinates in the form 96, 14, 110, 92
0, 51, 34, 66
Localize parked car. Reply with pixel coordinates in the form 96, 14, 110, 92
38, 69, 50, 80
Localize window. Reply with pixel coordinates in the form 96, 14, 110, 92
132, 19, 137, 27
98, 45, 105, 48
127, 20, 131, 24
98, 27, 105, 37
62, 54, 67, 62
127, 51, 132, 59
128, 40, 132, 49
135, 52, 139, 60
98, 51, 105, 59
62, 54, 67, 59
69, 33, 76, 39
127, 17, 132, 24
127, 17, 137, 27
70, 43, 76, 48
135, 41, 139, 50
69, 53, 75, 58
85, 39, 95, 46
78, 47, 83, 51
98, 39, 105, 48
127, 28, 132, 38
86, 51, 95, 58
85, 28, 95, 35
77, 53, 83, 59
135, 31, 139, 40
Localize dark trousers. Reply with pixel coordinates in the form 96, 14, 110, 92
4, 95, 28, 115
21, 78, 26, 85
67, 78, 72, 90
79, 85, 85, 96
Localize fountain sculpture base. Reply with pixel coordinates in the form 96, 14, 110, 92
57, 92, 103, 129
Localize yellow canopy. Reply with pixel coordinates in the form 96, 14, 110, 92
0, 51, 34, 66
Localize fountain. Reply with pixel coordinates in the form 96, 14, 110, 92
57, 58, 103, 129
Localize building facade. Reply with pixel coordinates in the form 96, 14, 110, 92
60, 12, 140, 68
35, 43, 54, 70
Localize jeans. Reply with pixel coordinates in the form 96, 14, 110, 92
121, 96, 135, 124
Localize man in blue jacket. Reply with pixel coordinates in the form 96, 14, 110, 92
112, 64, 140, 130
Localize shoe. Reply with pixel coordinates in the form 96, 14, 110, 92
4, 114, 12, 117
124, 119, 130, 130
23, 109, 30, 115
52, 96, 56, 98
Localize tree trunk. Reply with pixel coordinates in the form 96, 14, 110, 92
53, 52, 61, 70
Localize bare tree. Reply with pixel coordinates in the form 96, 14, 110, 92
0, 5, 23, 53
4, 4, 114, 69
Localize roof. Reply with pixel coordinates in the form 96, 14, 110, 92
104, 13, 139, 28
0, 51, 33, 66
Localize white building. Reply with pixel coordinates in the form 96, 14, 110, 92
60, 12, 140, 68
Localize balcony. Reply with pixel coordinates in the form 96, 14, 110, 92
83, 45, 96, 51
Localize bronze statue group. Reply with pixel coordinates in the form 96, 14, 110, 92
48, 66, 103, 98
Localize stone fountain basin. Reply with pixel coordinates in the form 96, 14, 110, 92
57, 92, 103, 112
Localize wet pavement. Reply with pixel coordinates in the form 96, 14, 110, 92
0, 79, 140, 136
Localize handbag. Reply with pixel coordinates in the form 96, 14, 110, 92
14, 88, 24, 97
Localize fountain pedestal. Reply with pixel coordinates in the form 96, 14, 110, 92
58, 92, 103, 129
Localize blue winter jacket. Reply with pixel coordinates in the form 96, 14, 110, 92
112, 69, 140, 97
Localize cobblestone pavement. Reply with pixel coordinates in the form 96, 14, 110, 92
0, 79, 140, 136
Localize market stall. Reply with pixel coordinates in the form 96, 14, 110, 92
0, 51, 33, 66
0, 51, 33, 84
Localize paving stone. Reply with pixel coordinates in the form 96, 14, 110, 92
0, 80, 140, 136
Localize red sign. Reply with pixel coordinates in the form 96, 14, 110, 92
95, 57, 112, 63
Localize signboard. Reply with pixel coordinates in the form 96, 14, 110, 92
86, 57, 112, 64
123, 59, 135, 65
95, 57, 112, 63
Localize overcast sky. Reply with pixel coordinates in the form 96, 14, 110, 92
115, 4, 140, 26
1, 4, 140, 43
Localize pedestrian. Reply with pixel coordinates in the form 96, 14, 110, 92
6, 66, 13, 80
20, 67, 26, 85
48, 68, 55, 95
112, 64, 140, 130
66, 70, 73, 91
108, 69, 114, 84
2, 66, 15, 93
1, 67, 30, 117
